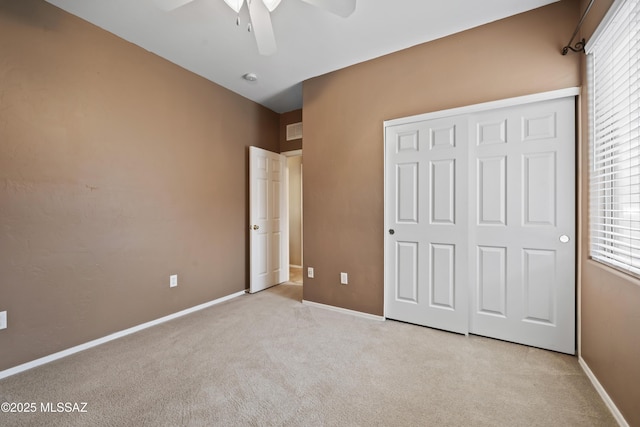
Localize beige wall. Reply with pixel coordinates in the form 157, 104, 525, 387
3, 1, 637, 423
302, 0, 581, 315
279, 109, 302, 152
0, 0, 279, 371
578, 0, 640, 425
288, 156, 303, 267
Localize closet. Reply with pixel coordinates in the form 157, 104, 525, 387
384, 90, 576, 354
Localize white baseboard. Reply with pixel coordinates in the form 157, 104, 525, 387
302, 300, 385, 321
289, 264, 302, 268
0, 290, 246, 380
579, 357, 629, 427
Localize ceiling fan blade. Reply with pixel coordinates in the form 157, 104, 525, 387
300, 0, 356, 17
155, 0, 197, 12
248, 0, 277, 56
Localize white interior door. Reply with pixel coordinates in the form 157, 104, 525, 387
385, 117, 469, 334
468, 97, 575, 354
249, 146, 288, 293
384, 93, 576, 354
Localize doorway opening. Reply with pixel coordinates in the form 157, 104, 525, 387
284, 150, 303, 285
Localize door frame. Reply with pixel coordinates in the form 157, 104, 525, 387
282, 149, 303, 275
383, 87, 580, 326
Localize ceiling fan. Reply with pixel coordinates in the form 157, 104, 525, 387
156, 0, 357, 56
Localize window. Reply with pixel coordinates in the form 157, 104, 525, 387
587, 0, 640, 276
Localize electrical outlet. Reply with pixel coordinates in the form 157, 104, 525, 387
170, 274, 178, 288
0, 311, 6, 330
307, 267, 314, 279
340, 272, 348, 285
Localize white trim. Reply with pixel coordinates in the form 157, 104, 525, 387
576, 86, 584, 358
384, 88, 580, 127
383, 120, 389, 320
284, 152, 303, 269
579, 357, 629, 427
289, 264, 302, 268
302, 300, 385, 321
283, 153, 291, 283
0, 290, 246, 380
282, 149, 302, 157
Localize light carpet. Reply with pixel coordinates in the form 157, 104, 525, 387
0, 284, 616, 426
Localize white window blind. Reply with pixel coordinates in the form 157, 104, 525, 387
587, 0, 640, 276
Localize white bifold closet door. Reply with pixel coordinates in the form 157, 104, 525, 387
385, 95, 575, 354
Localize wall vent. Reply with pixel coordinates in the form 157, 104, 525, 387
286, 122, 303, 141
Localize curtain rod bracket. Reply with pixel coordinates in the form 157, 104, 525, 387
561, 0, 594, 55
562, 38, 586, 55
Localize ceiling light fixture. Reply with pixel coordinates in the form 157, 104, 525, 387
261, 0, 282, 12
243, 73, 258, 82
224, 0, 281, 13
222, 0, 244, 13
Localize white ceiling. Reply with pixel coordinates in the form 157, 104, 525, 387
44, 0, 558, 113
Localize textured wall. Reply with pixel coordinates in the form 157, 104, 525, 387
0, 0, 279, 371
302, 1, 580, 315
578, 0, 640, 425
